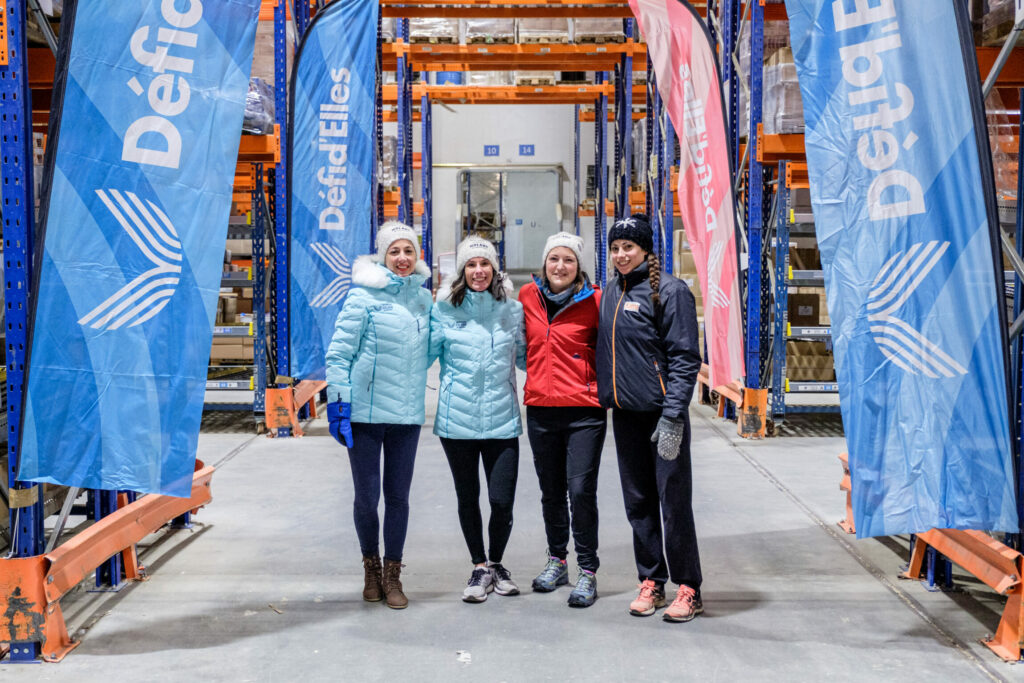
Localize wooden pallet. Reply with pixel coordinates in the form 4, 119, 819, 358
408, 35, 459, 44
575, 35, 625, 44
520, 35, 571, 44
515, 77, 556, 86
465, 36, 516, 44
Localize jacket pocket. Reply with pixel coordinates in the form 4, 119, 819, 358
653, 360, 666, 396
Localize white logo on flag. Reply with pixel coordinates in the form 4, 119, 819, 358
867, 241, 966, 378
78, 189, 182, 330
309, 242, 351, 307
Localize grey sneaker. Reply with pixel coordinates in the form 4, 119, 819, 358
532, 556, 569, 592
489, 563, 520, 596
567, 569, 597, 608
462, 567, 494, 603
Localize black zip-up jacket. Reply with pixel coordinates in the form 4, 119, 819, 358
596, 263, 702, 420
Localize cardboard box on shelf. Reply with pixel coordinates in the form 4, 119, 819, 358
788, 293, 819, 326
789, 247, 820, 270
786, 340, 834, 382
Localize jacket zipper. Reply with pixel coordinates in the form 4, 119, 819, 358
611, 287, 626, 408
367, 316, 378, 422
653, 360, 666, 396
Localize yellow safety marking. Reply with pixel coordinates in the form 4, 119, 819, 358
249, 376, 254, 391
785, 378, 790, 392
786, 322, 791, 336
247, 266, 253, 280
788, 265, 793, 280
789, 208, 794, 223
248, 321, 254, 336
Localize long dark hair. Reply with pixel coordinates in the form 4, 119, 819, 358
647, 252, 661, 311
449, 266, 507, 307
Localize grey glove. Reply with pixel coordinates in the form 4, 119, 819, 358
651, 417, 686, 461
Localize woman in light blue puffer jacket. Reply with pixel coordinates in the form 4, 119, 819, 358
325, 221, 432, 610
430, 235, 526, 603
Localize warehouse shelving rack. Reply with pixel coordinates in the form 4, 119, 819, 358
0, 1, 296, 662
727, 0, 1024, 662
376, 3, 677, 287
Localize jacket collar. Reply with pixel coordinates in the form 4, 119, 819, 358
352, 255, 430, 294
616, 261, 650, 290
531, 274, 596, 305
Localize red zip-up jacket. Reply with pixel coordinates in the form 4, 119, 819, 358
520, 278, 602, 408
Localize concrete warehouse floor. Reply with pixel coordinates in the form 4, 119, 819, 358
2, 375, 1021, 681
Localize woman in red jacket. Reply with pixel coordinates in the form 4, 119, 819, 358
519, 232, 606, 608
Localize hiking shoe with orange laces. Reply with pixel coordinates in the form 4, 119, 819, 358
663, 584, 703, 622
628, 579, 666, 616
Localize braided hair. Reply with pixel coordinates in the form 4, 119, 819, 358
647, 251, 661, 312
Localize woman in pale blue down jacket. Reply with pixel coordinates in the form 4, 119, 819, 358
430, 235, 526, 603
325, 221, 432, 610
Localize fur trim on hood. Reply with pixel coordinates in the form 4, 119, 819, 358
437, 271, 515, 303
352, 254, 430, 289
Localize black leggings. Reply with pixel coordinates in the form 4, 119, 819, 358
440, 437, 519, 565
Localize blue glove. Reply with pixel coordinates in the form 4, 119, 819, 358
327, 401, 353, 448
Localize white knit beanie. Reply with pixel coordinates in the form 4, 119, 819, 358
456, 235, 500, 273
375, 221, 418, 262
542, 232, 584, 265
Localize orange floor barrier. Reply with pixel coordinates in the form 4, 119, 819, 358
837, 453, 855, 534
737, 388, 768, 439
0, 462, 214, 662
903, 529, 1024, 661
264, 380, 326, 436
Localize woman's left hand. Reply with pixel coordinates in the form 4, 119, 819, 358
651, 417, 685, 461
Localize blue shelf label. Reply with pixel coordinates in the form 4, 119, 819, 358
483, 145, 500, 157
519, 144, 535, 156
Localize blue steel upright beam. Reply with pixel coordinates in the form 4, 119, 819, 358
645, 58, 655, 224
2, 0, 44, 563
574, 104, 581, 236
744, 0, 765, 388
253, 165, 268, 415
274, 0, 290, 393
723, 0, 741, 174
421, 90, 433, 287
1015, 91, 1024, 540
621, 19, 634, 221
397, 19, 410, 226
772, 161, 790, 422
595, 71, 609, 284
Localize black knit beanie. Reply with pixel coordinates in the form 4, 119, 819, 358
608, 214, 653, 254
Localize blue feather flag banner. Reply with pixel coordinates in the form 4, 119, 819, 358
288, 0, 377, 380
18, 0, 261, 497
783, 0, 1016, 536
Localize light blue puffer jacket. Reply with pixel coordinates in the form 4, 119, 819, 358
326, 256, 433, 424
430, 278, 527, 440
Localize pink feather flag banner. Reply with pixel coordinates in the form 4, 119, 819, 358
629, 0, 746, 390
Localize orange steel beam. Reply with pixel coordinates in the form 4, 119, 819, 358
237, 126, 281, 163
695, 364, 744, 406
380, 0, 636, 17
786, 162, 809, 189
0, 1, 9, 67
0, 462, 214, 662
903, 529, 1024, 661
383, 83, 614, 104
381, 42, 647, 71
756, 124, 805, 163
579, 109, 645, 121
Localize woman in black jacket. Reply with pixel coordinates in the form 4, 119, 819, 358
596, 214, 704, 623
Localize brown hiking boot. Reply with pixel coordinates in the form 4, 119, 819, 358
382, 558, 408, 609
362, 555, 383, 602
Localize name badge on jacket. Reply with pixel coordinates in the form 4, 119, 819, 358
624, 302, 641, 313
